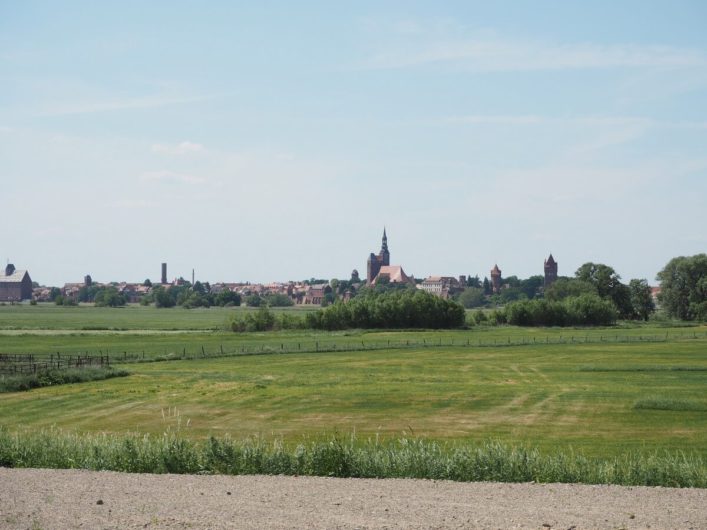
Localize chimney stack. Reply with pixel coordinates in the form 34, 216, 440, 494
161, 263, 167, 284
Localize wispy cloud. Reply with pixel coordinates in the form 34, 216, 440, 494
141, 170, 205, 184
151, 141, 206, 155
445, 113, 707, 131
38, 94, 210, 117
364, 35, 707, 72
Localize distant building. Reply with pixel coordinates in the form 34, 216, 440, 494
303, 283, 331, 304
544, 254, 558, 288
0, 264, 33, 301
371, 265, 415, 286
366, 229, 415, 286
419, 276, 463, 299
490, 264, 502, 294
367, 228, 390, 284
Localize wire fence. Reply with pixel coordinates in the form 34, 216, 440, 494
0, 353, 111, 375
2, 330, 705, 371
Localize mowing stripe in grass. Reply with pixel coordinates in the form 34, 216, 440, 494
633, 398, 707, 412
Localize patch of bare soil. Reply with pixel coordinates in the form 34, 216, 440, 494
1, 468, 705, 529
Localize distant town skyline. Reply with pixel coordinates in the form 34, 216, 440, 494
2, 1, 706, 286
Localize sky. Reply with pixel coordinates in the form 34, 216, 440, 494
2, 1, 706, 286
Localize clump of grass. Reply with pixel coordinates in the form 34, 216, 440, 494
634, 398, 707, 412
0, 367, 129, 393
0, 429, 704, 488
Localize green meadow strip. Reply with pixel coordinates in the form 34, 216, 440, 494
0, 429, 704, 488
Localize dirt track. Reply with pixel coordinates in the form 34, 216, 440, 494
1, 468, 705, 529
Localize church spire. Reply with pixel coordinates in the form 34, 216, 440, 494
381, 227, 388, 253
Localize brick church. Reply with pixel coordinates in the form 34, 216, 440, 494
366, 229, 414, 285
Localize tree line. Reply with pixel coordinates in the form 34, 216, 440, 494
229, 289, 466, 332
456, 261, 656, 324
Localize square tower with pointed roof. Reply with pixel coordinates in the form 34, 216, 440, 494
366, 228, 390, 284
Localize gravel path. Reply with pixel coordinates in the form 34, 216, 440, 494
1, 468, 705, 529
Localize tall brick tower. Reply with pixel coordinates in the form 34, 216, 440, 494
366, 228, 391, 284
490, 264, 502, 293
544, 254, 558, 288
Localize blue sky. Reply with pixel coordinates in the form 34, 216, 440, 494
2, 1, 706, 286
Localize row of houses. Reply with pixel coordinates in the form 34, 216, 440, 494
28, 277, 353, 306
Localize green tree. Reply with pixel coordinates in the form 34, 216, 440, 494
152, 286, 176, 308
545, 277, 597, 301
245, 294, 262, 307
503, 275, 521, 288
575, 262, 633, 318
482, 277, 492, 295
575, 263, 622, 299
458, 287, 486, 308
192, 281, 207, 295
264, 293, 294, 307
498, 287, 526, 304
656, 254, 707, 321
214, 290, 241, 307
94, 287, 126, 307
467, 275, 481, 288
628, 279, 655, 321
519, 275, 544, 300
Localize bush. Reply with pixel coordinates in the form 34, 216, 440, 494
264, 293, 294, 307
245, 295, 262, 307
504, 294, 617, 327
94, 287, 126, 307
0, 367, 129, 393
306, 289, 465, 331
214, 290, 241, 307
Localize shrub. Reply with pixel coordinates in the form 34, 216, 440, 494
307, 289, 465, 330
505, 294, 617, 327
0, 367, 129, 393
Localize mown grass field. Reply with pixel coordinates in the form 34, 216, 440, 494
0, 303, 317, 331
1, 305, 706, 460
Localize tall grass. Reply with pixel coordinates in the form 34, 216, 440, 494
0, 429, 704, 488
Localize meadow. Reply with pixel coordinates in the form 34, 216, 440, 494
1, 304, 706, 463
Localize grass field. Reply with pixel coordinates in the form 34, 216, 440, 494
1, 305, 706, 463
0, 303, 317, 331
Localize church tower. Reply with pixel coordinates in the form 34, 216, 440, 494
367, 228, 391, 284
490, 264, 502, 294
380, 228, 390, 267
544, 254, 558, 287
